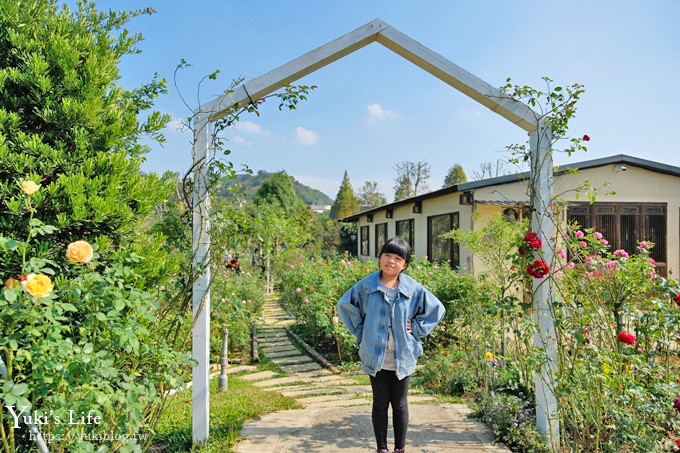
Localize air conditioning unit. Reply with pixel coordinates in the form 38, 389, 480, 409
459, 192, 473, 205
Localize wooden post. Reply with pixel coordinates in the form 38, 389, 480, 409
218, 325, 229, 392
530, 120, 560, 451
192, 111, 211, 447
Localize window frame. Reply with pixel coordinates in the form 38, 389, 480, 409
360, 225, 370, 256
567, 202, 667, 275
427, 212, 460, 268
375, 222, 388, 257
395, 218, 415, 249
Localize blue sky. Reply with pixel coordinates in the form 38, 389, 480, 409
83, 1, 679, 200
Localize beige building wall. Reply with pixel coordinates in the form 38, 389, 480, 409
354, 162, 680, 277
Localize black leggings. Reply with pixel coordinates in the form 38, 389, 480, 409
369, 370, 410, 450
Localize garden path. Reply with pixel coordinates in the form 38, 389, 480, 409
233, 298, 510, 452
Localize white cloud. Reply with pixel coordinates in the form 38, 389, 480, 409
231, 121, 269, 135
367, 103, 399, 122
295, 127, 318, 146
165, 117, 188, 132
231, 135, 250, 146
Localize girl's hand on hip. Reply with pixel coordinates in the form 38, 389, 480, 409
406, 319, 412, 333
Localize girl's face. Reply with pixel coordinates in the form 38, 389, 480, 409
379, 252, 407, 279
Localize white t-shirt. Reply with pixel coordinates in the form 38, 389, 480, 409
379, 283, 399, 371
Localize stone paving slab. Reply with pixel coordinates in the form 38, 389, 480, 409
226, 365, 257, 374
263, 345, 299, 353
252, 376, 311, 387
303, 398, 371, 409
265, 349, 302, 358
271, 355, 314, 365
279, 362, 322, 373
280, 388, 343, 397
235, 404, 511, 452
260, 337, 293, 346
239, 370, 279, 381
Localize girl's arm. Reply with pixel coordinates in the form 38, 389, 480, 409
410, 287, 446, 341
336, 285, 365, 343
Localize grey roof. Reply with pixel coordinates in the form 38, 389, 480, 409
341, 154, 680, 222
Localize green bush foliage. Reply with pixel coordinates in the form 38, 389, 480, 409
0, 2, 191, 451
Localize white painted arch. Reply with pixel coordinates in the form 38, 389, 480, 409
192, 18, 558, 450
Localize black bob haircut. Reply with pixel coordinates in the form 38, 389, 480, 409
378, 237, 412, 267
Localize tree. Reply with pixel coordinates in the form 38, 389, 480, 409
393, 160, 431, 201
443, 163, 468, 187
356, 180, 387, 210
330, 170, 359, 219
253, 171, 306, 213
472, 160, 509, 180
0, 2, 188, 450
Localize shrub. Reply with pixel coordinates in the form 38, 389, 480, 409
473, 391, 549, 453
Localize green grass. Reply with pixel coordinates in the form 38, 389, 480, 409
151, 374, 301, 452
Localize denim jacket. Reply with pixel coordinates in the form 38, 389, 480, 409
336, 270, 446, 380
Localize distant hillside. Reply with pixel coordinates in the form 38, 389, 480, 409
224, 170, 333, 205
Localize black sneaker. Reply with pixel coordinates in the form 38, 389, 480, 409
393, 449, 406, 453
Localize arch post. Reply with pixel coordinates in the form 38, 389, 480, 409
192, 111, 212, 447
530, 120, 560, 451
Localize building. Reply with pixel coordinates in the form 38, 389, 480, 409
342, 155, 680, 277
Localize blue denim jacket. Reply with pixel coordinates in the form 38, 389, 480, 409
336, 270, 446, 380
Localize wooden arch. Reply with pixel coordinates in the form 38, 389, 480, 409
191, 18, 558, 450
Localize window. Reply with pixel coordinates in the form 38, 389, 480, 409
395, 219, 414, 249
360, 225, 370, 256
427, 213, 460, 268
375, 223, 388, 257
568, 202, 667, 275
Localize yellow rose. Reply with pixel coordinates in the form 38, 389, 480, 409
5, 278, 20, 289
67, 240, 94, 263
484, 351, 494, 362
21, 180, 40, 195
21, 274, 54, 298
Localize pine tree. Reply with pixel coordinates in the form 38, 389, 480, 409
330, 170, 360, 219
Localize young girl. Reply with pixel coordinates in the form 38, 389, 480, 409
336, 237, 446, 453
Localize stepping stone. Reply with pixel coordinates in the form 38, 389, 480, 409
280, 388, 343, 397
271, 356, 314, 366
226, 365, 257, 374
263, 345, 298, 353
252, 376, 309, 387
303, 398, 371, 409
239, 370, 279, 381
266, 349, 302, 358
280, 362, 322, 373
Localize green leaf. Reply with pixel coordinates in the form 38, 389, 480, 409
4, 239, 18, 250
94, 312, 108, 321
3, 287, 17, 302
61, 303, 78, 312
11, 383, 28, 396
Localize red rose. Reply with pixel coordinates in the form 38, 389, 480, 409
527, 259, 550, 278
524, 232, 538, 242
617, 331, 636, 345
529, 239, 542, 250
674, 293, 680, 307
518, 246, 525, 256
582, 134, 590, 141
